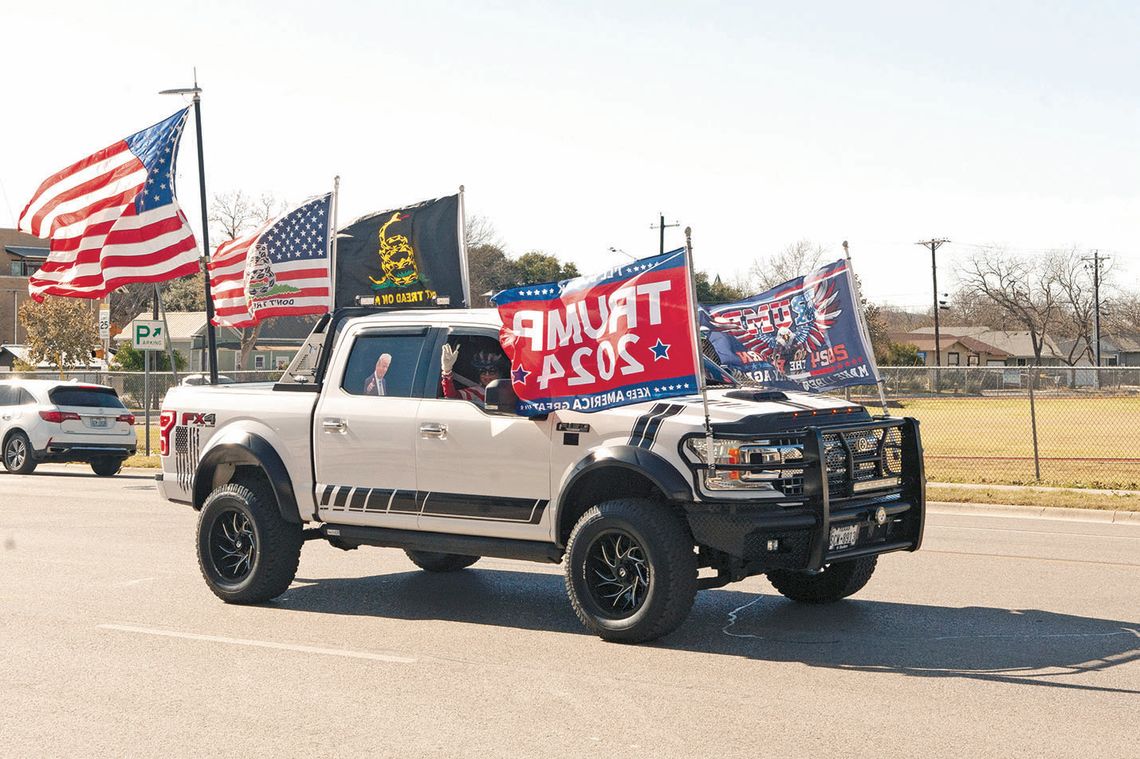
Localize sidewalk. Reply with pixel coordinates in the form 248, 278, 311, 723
928, 500, 1140, 524
930, 481, 1140, 497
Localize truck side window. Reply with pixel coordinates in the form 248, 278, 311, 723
341, 334, 426, 397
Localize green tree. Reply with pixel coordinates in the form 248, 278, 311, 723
466, 243, 580, 307
19, 297, 100, 378
162, 272, 206, 311
110, 342, 187, 371
514, 251, 579, 283
695, 271, 748, 305
883, 341, 921, 366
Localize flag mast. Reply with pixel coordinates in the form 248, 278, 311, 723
159, 70, 218, 384
458, 184, 471, 308
684, 226, 716, 474
329, 175, 341, 314
842, 240, 889, 415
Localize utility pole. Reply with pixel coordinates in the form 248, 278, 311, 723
650, 213, 680, 255
1081, 250, 1109, 367
915, 239, 950, 365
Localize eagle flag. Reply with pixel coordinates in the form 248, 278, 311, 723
702, 258, 880, 392
334, 194, 466, 309
493, 248, 701, 416
208, 192, 333, 328
19, 109, 200, 300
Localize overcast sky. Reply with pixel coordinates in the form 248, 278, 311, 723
2, 1, 1137, 309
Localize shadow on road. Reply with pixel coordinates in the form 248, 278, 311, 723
281, 567, 1140, 694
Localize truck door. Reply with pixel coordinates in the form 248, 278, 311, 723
415, 328, 553, 541
313, 325, 431, 530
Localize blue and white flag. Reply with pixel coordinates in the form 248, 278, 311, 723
702, 259, 880, 392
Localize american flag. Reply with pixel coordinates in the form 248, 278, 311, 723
208, 192, 333, 327
18, 109, 200, 300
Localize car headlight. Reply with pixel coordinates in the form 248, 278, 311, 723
685, 438, 803, 491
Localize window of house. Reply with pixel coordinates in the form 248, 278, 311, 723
1016, 358, 1028, 366
254, 355, 266, 369
967, 354, 979, 366
1107, 356, 1119, 367
948, 352, 960, 366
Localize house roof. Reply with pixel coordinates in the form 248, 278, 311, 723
0, 228, 48, 254
113, 311, 242, 342
5, 246, 48, 260
895, 326, 1059, 358
892, 333, 1012, 358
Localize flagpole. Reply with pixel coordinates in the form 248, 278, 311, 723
684, 227, 716, 475
330, 175, 340, 314
458, 184, 471, 308
842, 240, 889, 415
159, 74, 218, 384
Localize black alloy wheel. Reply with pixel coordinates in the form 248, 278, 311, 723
207, 508, 258, 584
583, 529, 651, 618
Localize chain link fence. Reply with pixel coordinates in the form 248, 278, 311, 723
846, 367, 1140, 490
8, 364, 1138, 489
1, 369, 283, 414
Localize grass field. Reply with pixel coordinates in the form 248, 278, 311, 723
897, 396, 1140, 489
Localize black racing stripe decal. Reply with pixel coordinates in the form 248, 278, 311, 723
636, 403, 685, 450
348, 488, 368, 512
365, 488, 394, 512
333, 486, 350, 509
320, 484, 334, 506
628, 403, 668, 447
421, 492, 545, 522
389, 490, 419, 513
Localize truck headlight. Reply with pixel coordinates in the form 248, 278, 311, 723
685, 438, 801, 491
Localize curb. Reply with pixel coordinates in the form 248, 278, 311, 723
928, 500, 1140, 525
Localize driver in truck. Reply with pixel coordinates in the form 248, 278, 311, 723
440, 344, 506, 406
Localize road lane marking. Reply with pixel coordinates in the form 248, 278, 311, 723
924, 549, 1140, 568
99, 624, 417, 663
114, 578, 155, 587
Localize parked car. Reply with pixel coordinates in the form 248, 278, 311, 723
180, 374, 236, 386
0, 379, 137, 476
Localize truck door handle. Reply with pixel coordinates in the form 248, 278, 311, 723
322, 418, 347, 434
419, 422, 448, 440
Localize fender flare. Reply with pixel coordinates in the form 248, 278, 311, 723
554, 445, 692, 530
192, 430, 301, 523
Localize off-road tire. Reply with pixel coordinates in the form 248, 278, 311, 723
564, 498, 697, 643
91, 458, 123, 477
404, 549, 480, 572
3, 431, 36, 474
197, 479, 303, 604
767, 556, 878, 603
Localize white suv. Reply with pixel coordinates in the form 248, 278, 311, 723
0, 379, 137, 476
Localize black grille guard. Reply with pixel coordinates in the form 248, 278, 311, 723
683, 417, 926, 568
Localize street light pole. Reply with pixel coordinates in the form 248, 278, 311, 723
915, 239, 950, 367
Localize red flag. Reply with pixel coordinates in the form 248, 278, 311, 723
493, 248, 701, 415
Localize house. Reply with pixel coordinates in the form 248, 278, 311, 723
891, 326, 1064, 367
1055, 333, 1140, 367
113, 312, 317, 372
0, 228, 48, 345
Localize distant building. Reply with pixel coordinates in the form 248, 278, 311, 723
891, 326, 1064, 366
0, 227, 48, 345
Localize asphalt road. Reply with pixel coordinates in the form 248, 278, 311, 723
1, 467, 1137, 759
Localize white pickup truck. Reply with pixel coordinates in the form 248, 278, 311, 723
157, 307, 925, 642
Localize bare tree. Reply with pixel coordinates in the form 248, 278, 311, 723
1043, 247, 1109, 365
465, 214, 502, 249
957, 249, 1062, 364
208, 190, 287, 369
1105, 289, 1140, 335
747, 239, 828, 291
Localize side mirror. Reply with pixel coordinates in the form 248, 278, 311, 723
483, 378, 518, 414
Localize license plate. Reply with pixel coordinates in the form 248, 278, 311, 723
828, 523, 860, 551
90, 417, 108, 428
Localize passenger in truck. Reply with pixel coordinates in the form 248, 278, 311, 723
440, 344, 506, 406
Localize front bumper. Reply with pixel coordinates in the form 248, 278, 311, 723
683, 418, 925, 572
32, 441, 136, 464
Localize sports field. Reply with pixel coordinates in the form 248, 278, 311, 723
897, 396, 1140, 489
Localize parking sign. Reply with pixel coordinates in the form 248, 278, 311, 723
132, 320, 166, 350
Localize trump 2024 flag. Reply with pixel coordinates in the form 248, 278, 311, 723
208, 193, 333, 328
19, 110, 200, 300
493, 248, 701, 416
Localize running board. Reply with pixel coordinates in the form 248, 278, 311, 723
320, 524, 564, 564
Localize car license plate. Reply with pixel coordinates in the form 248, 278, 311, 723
828, 523, 860, 551
90, 417, 108, 428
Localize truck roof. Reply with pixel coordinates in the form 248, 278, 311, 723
347, 307, 502, 329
